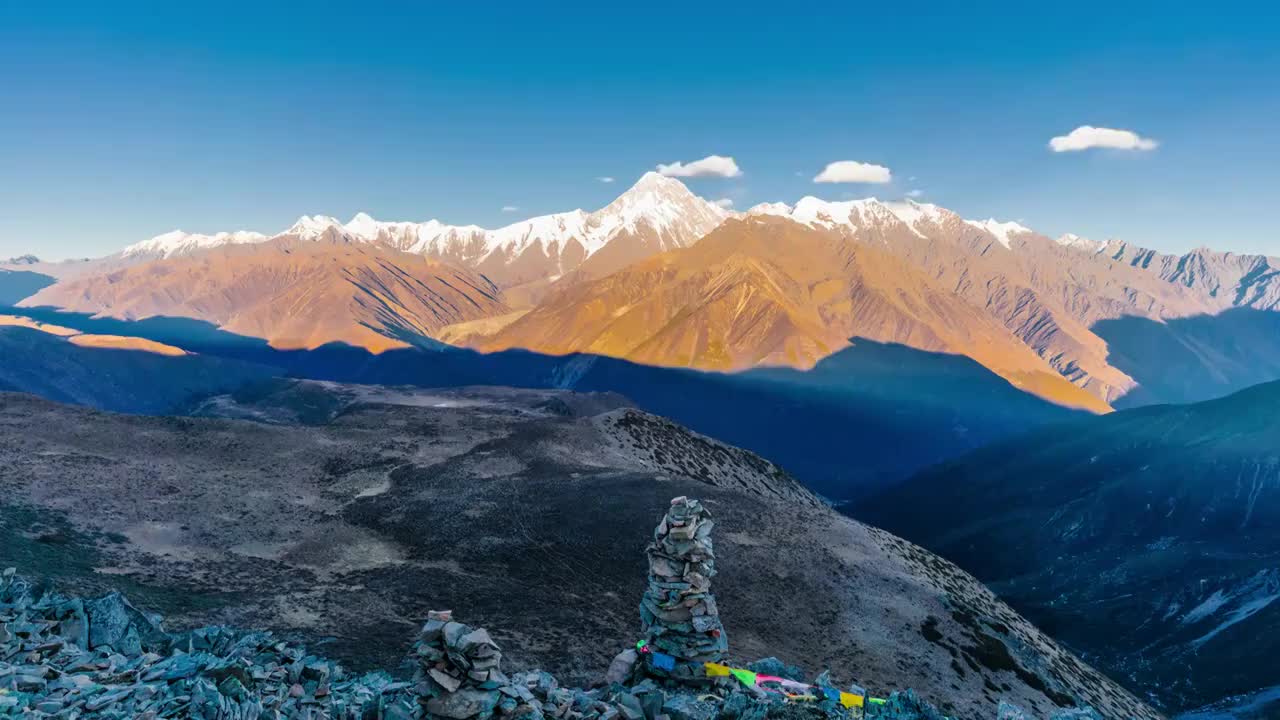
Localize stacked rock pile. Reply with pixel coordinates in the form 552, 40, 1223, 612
639, 496, 727, 678
412, 610, 510, 719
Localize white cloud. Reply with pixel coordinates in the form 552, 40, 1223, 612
712, 198, 734, 209
596, 176, 615, 183
1049, 126, 1158, 152
905, 189, 925, 198
501, 205, 519, 213
813, 160, 892, 184
656, 155, 742, 178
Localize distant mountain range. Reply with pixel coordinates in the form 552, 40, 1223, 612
13, 173, 1279, 413
858, 380, 1280, 715
115, 172, 730, 292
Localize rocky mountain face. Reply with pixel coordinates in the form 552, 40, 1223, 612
1104, 240, 1280, 310
857, 380, 1280, 715
21, 235, 509, 353
0, 384, 1159, 719
742, 200, 1280, 406
476, 217, 1110, 413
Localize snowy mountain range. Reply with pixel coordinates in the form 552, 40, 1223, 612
119, 173, 1113, 287
120, 172, 731, 287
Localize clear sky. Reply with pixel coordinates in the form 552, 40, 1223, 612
2, 1, 1277, 259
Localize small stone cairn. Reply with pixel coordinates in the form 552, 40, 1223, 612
638, 496, 727, 677
412, 610, 510, 719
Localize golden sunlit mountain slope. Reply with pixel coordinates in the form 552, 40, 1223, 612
21, 232, 508, 353
746, 198, 1245, 405
475, 217, 1111, 412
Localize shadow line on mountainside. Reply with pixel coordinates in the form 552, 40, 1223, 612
6, 305, 1083, 499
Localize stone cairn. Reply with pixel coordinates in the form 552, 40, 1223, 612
638, 496, 727, 679
412, 610, 511, 719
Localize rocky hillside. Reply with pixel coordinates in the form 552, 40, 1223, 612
858, 381, 1280, 714
0, 565, 1118, 720
0, 384, 1158, 719
21, 235, 508, 353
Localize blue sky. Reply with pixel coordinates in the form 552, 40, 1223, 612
2, 1, 1277, 259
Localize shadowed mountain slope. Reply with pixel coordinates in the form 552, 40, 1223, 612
858, 380, 1280, 714
0, 324, 277, 413
0, 267, 55, 305
0, 385, 1159, 720
1094, 309, 1280, 408
0, 307, 1084, 498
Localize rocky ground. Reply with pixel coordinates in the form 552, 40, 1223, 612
0, 382, 1160, 719
0, 567, 1103, 719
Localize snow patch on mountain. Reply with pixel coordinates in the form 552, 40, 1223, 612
1185, 570, 1280, 648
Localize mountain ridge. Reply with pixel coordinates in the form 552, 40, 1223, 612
116, 172, 730, 290
13, 176, 1280, 410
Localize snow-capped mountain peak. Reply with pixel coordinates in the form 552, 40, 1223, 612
746, 201, 794, 216
587, 172, 730, 249
1056, 233, 1108, 254
343, 212, 382, 239
286, 215, 345, 239
883, 200, 953, 232
964, 218, 1033, 248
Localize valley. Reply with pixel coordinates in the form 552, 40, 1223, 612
858, 382, 1280, 715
